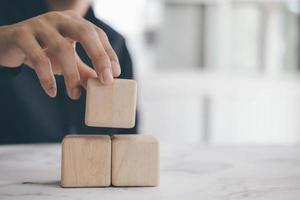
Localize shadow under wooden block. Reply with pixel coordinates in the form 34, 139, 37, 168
85, 78, 137, 128
61, 135, 111, 187
112, 134, 160, 186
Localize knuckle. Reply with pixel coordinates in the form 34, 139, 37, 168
51, 40, 70, 53
78, 24, 95, 36
94, 55, 111, 69
41, 76, 55, 89
14, 25, 29, 42
31, 17, 44, 26
96, 27, 106, 36
17, 25, 29, 34
51, 11, 64, 18
46, 11, 67, 21
51, 42, 63, 53
31, 53, 47, 66
96, 28, 106, 37
93, 51, 110, 61
105, 47, 117, 58
96, 27, 109, 40
64, 42, 74, 52
52, 41, 65, 53
65, 74, 80, 87
64, 10, 80, 18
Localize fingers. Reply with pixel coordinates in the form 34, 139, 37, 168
37, 29, 81, 100
94, 27, 121, 77
17, 30, 57, 97
76, 54, 97, 89
13, 11, 122, 100
57, 17, 120, 84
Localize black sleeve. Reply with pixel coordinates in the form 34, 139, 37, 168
0, 66, 22, 78
115, 38, 135, 80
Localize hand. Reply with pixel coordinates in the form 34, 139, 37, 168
0, 10, 121, 99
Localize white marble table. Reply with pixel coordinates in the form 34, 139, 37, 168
0, 143, 299, 200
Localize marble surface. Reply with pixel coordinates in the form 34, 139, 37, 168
0, 143, 300, 200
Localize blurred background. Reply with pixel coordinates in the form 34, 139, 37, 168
93, 0, 300, 145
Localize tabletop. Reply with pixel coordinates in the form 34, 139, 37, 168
0, 143, 299, 200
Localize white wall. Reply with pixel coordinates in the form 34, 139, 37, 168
93, 0, 300, 144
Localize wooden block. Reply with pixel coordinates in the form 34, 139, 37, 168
85, 78, 137, 128
111, 134, 160, 186
61, 135, 111, 187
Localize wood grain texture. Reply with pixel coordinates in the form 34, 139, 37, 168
111, 134, 160, 186
85, 78, 137, 128
61, 135, 111, 187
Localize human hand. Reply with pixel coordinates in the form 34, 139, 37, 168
0, 10, 121, 99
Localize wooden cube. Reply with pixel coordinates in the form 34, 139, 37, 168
85, 78, 137, 128
111, 134, 160, 186
61, 135, 111, 187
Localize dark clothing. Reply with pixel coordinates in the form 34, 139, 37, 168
0, 1, 137, 144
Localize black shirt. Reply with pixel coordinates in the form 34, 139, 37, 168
0, 1, 138, 144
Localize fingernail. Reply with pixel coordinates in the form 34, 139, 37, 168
47, 87, 57, 98
70, 87, 81, 99
111, 60, 121, 77
102, 67, 113, 84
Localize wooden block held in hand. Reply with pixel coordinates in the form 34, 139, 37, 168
85, 78, 137, 128
61, 135, 111, 187
112, 134, 160, 186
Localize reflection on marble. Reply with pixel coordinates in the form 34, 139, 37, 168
0, 143, 299, 200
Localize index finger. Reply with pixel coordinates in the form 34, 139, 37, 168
58, 20, 113, 84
